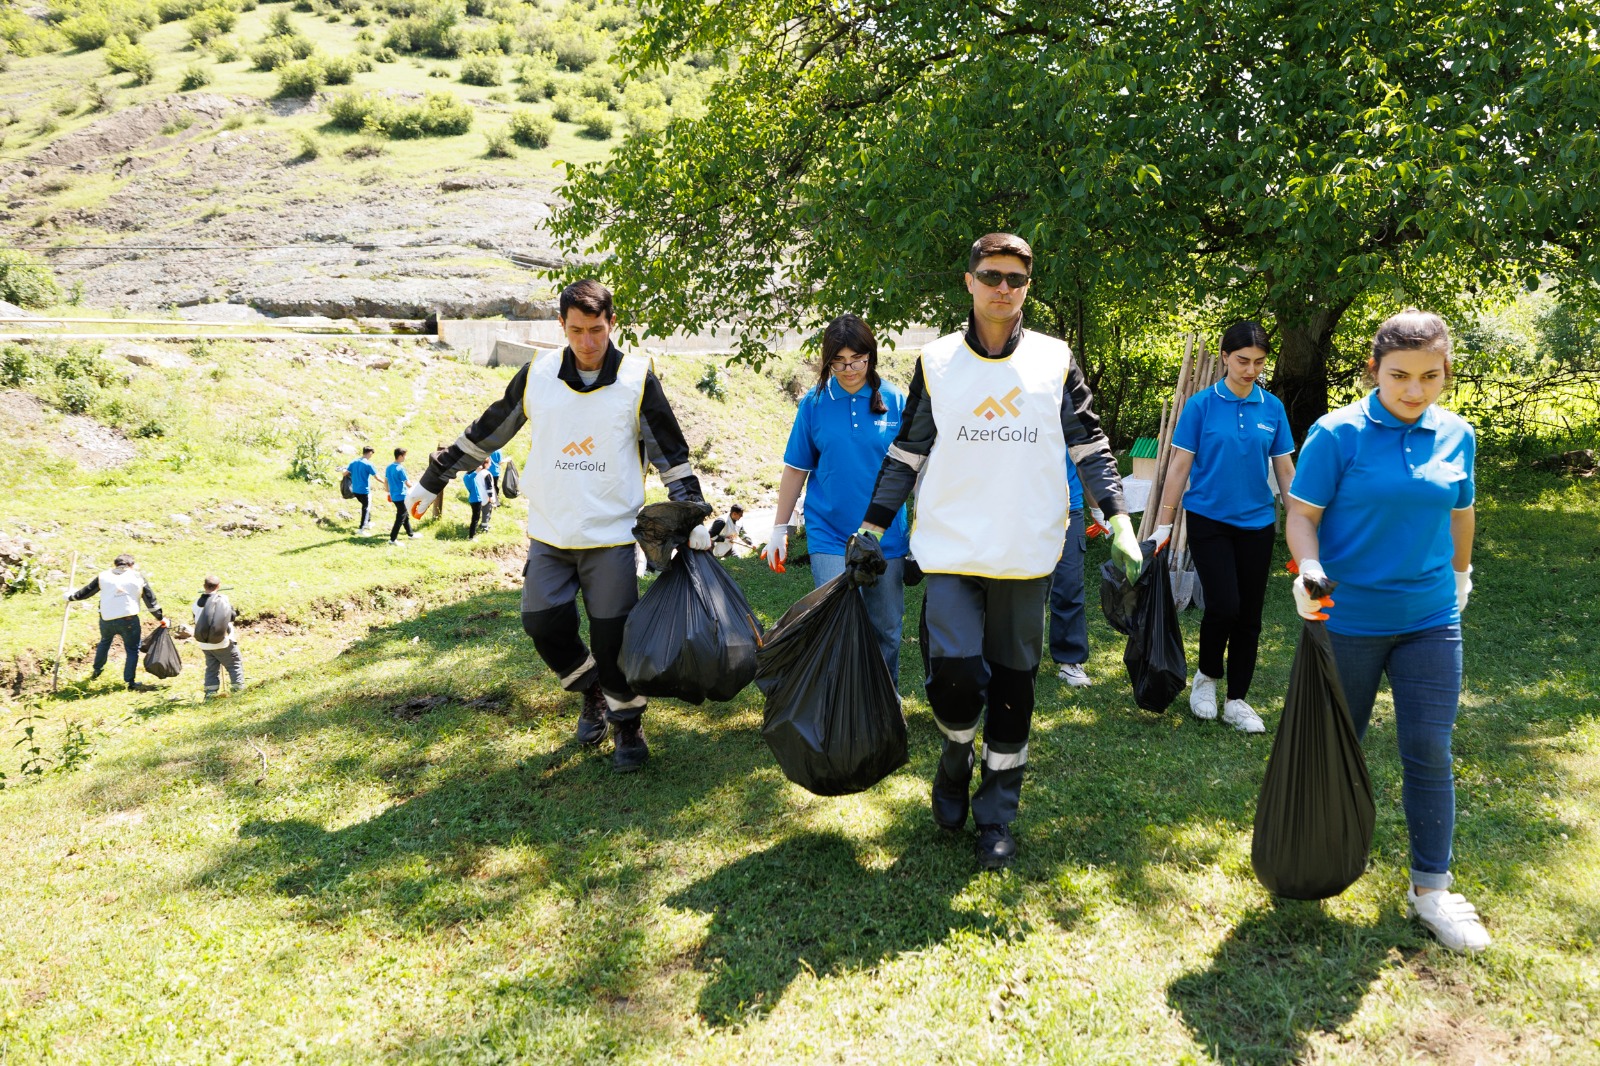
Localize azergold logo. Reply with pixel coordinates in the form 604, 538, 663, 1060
562, 436, 595, 456
973, 387, 1023, 420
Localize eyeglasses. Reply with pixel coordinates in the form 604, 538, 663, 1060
973, 269, 1030, 289
829, 356, 869, 372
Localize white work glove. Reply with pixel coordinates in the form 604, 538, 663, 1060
1152, 523, 1173, 553
688, 525, 712, 551
762, 524, 789, 573
61, 589, 73, 602
1293, 558, 1334, 621
1455, 566, 1472, 613
404, 483, 438, 521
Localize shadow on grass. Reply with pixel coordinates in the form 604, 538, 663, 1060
667, 830, 979, 1027
1167, 902, 1393, 1066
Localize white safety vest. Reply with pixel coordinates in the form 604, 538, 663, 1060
522, 351, 650, 549
98, 567, 146, 620
910, 330, 1071, 579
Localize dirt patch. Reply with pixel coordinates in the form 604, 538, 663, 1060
0, 390, 137, 470
27, 94, 243, 171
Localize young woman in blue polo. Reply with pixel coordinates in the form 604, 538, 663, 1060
763, 314, 910, 681
1286, 308, 1486, 954
1151, 321, 1296, 733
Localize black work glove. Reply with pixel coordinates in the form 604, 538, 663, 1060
845, 530, 886, 588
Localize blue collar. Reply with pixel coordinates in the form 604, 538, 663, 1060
1362, 390, 1440, 431
1211, 381, 1264, 404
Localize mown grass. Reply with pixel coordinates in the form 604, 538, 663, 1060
0, 347, 1596, 1063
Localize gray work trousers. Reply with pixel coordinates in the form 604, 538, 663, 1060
202, 643, 245, 695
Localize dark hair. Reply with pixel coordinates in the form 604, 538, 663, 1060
113, 553, 134, 568
818, 313, 887, 415
968, 232, 1033, 273
394, 447, 406, 459
1220, 320, 1271, 356
730, 505, 744, 516
559, 279, 615, 320
362, 446, 374, 455
203, 575, 220, 591
1371, 308, 1452, 367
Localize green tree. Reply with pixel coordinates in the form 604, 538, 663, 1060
551, 1, 1600, 436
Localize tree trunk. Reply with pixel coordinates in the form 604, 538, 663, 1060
1271, 296, 1352, 444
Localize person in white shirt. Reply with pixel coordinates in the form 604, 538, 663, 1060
65, 552, 166, 691
709, 505, 751, 558
191, 575, 244, 699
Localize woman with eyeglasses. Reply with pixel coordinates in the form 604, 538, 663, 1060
1151, 320, 1296, 734
763, 313, 910, 682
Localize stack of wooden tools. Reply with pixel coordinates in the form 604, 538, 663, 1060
1137, 335, 1222, 610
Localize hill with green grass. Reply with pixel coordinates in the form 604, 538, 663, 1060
0, 0, 713, 316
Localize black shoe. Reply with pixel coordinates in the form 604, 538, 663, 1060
931, 761, 970, 830
90, 669, 103, 681
975, 823, 1017, 870
126, 681, 154, 692
611, 719, 649, 773
577, 683, 608, 747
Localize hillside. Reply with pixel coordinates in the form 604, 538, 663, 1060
0, 0, 709, 316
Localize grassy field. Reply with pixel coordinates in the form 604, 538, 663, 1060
0, 341, 1596, 1063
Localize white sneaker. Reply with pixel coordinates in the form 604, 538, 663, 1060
1056, 663, 1092, 687
1408, 886, 1491, 953
1222, 699, 1265, 733
388, 539, 404, 548
356, 526, 370, 536
1189, 672, 1217, 720
409, 532, 422, 539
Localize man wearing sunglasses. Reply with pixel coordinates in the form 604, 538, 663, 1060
854, 232, 1143, 869
404, 279, 712, 773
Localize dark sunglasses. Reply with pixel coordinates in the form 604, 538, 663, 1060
973, 269, 1030, 289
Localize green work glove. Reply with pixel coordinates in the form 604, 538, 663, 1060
1107, 513, 1143, 582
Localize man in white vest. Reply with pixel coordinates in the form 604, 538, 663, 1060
856, 232, 1145, 869
405, 280, 712, 772
65, 552, 167, 691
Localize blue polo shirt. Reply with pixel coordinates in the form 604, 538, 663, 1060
1290, 392, 1475, 637
783, 380, 911, 558
489, 450, 503, 476
1171, 381, 1294, 529
466, 470, 488, 503
347, 457, 378, 495
385, 462, 409, 502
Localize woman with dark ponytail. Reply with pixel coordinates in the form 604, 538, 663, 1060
762, 314, 910, 681
1151, 320, 1297, 733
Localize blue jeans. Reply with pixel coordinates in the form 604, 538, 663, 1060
1328, 624, 1462, 889
94, 614, 142, 684
1048, 514, 1088, 665
811, 554, 905, 686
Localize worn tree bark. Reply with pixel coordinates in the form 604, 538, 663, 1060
1271, 296, 1354, 444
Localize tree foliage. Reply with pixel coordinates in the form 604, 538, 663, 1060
551, 0, 1600, 434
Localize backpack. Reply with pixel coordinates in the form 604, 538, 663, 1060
339, 470, 354, 499
195, 593, 233, 645
501, 460, 520, 499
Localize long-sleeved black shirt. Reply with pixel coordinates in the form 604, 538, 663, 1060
863, 313, 1126, 529
69, 570, 163, 621
420, 342, 704, 504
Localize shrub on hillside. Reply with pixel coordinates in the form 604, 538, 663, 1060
179, 62, 211, 89
276, 57, 326, 96
551, 25, 601, 71
186, 5, 236, 44
578, 66, 617, 106
103, 34, 156, 83
321, 52, 362, 83
458, 22, 511, 55
548, 91, 580, 123
324, 88, 378, 129
483, 125, 512, 157
267, 8, 296, 36
58, 14, 117, 49
0, 250, 63, 309
458, 51, 499, 86
211, 36, 241, 61
51, 0, 156, 48
155, 0, 207, 22
382, 3, 459, 57
2, 8, 65, 57
576, 104, 611, 139
251, 33, 313, 70
322, 89, 472, 138
506, 107, 551, 149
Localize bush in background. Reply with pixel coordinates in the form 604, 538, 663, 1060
276, 56, 325, 96
576, 104, 611, 139
322, 89, 472, 138
506, 107, 551, 148
458, 51, 499, 86
179, 61, 211, 89
0, 250, 65, 309
185, 5, 236, 45
483, 125, 513, 157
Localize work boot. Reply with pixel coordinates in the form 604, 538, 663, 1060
576, 683, 608, 747
975, 823, 1017, 870
127, 681, 154, 692
931, 740, 973, 830
611, 719, 649, 773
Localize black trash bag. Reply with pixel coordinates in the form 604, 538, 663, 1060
1252, 616, 1376, 899
339, 470, 354, 500
632, 499, 713, 572
756, 574, 907, 796
1100, 555, 1140, 637
620, 547, 763, 704
143, 626, 182, 679
194, 593, 233, 645
1118, 542, 1186, 712
501, 460, 520, 500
